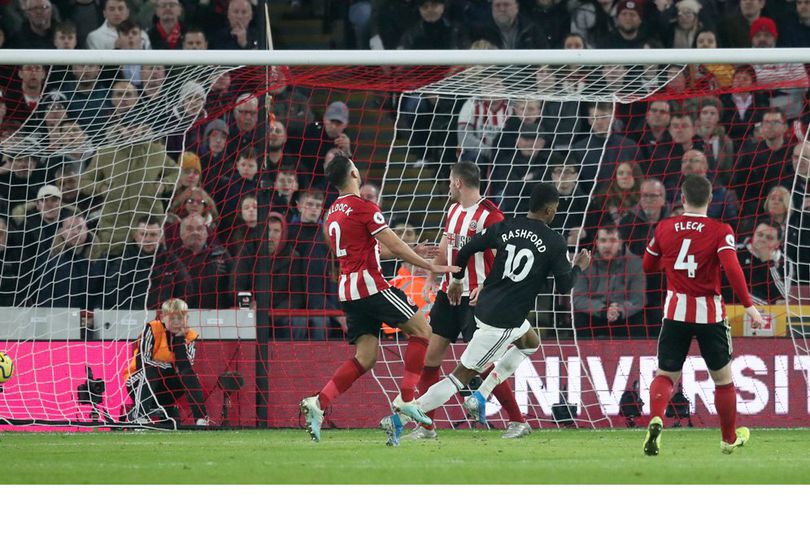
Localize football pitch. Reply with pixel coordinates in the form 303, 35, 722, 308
2, 427, 810, 484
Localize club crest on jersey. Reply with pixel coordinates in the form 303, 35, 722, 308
468, 220, 478, 232
447, 233, 469, 249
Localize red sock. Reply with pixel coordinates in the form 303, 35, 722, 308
714, 383, 738, 444
318, 357, 366, 410
649, 375, 674, 419
418, 365, 442, 422
492, 381, 525, 423
482, 365, 525, 423
401, 336, 428, 402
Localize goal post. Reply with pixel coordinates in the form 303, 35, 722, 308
0, 48, 809, 430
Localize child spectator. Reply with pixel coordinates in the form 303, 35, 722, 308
269, 161, 300, 220
215, 147, 261, 232
198, 119, 231, 194
53, 20, 78, 49
287, 189, 337, 339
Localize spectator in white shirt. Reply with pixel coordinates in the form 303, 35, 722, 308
86, 0, 152, 50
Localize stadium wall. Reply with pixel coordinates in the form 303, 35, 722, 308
3, 339, 808, 430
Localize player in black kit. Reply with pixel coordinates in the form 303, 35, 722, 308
380, 184, 591, 442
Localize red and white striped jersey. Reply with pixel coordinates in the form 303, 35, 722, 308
457, 98, 511, 156
325, 194, 391, 302
441, 198, 504, 296
646, 213, 736, 324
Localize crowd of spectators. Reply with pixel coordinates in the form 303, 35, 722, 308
0, 0, 808, 340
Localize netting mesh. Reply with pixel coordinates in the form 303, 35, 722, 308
0, 59, 808, 429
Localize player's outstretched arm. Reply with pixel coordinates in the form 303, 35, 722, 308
552, 248, 591, 294
422, 235, 449, 302
718, 248, 764, 329
376, 228, 459, 275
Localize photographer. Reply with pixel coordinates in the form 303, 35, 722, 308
123, 298, 209, 426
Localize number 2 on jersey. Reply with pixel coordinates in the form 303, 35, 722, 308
674, 238, 697, 278
328, 221, 347, 257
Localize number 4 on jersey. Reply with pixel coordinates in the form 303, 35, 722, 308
674, 238, 697, 278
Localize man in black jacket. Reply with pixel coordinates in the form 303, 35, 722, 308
468, 0, 543, 49
103, 215, 191, 310
236, 212, 306, 340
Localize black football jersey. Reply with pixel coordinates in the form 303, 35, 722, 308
453, 216, 580, 328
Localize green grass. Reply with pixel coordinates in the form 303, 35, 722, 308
2, 428, 810, 484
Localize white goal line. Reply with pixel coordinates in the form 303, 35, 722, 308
1, 48, 810, 66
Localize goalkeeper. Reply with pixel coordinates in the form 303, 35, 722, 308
123, 298, 209, 426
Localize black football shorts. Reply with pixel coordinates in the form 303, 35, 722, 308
429, 290, 478, 343
657, 318, 733, 372
341, 287, 417, 344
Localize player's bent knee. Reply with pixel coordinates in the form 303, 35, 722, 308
656, 369, 681, 384
401, 313, 431, 339
425, 335, 450, 367
516, 328, 540, 353
709, 364, 733, 386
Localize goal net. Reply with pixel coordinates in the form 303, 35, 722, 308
0, 50, 808, 430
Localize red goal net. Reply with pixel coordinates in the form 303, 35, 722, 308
1, 60, 809, 430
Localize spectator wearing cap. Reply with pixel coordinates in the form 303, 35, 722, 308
87, 0, 152, 50
297, 100, 354, 177
779, 0, 810, 47
661, 0, 706, 49
5, 184, 74, 305
718, 0, 764, 48
10, 0, 57, 49
749, 17, 809, 118
198, 118, 232, 194
468, 0, 543, 49
172, 152, 203, 208
600, 0, 647, 49
398, 0, 464, 50
492, 122, 549, 215
148, 0, 185, 50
